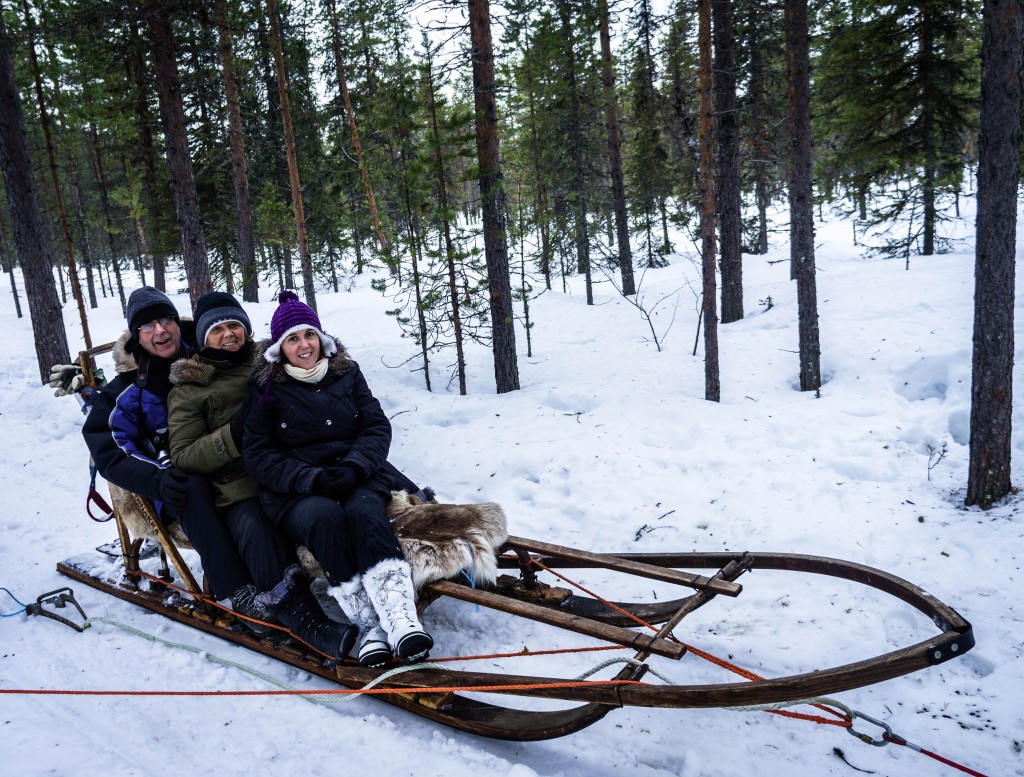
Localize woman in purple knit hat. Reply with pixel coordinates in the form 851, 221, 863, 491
242, 291, 433, 666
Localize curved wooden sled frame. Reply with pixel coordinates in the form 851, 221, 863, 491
57, 534, 973, 741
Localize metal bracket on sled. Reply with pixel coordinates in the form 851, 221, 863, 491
25, 587, 90, 633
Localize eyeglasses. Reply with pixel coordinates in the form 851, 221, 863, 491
139, 316, 177, 333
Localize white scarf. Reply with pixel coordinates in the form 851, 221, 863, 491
284, 357, 329, 384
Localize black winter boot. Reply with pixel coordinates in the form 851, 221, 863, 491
277, 590, 357, 661
231, 583, 274, 636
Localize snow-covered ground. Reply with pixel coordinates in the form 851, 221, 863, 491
1, 203, 1020, 777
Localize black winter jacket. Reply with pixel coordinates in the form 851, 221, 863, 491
82, 323, 195, 506
243, 339, 395, 520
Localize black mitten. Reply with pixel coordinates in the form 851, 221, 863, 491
157, 468, 190, 511
314, 465, 359, 501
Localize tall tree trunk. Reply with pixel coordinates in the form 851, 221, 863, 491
21, 0, 91, 348
216, 1, 258, 302
328, 0, 388, 256
68, 165, 99, 309
714, 0, 743, 323
598, 0, 634, 297
266, 0, 316, 311
698, 0, 719, 402
785, 0, 821, 393
747, 1, 771, 256
127, 7, 165, 289
88, 123, 126, 314
0, 12, 70, 381
556, 0, 592, 304
920, 6, 937, 257
468, 0, 520, 394
523, 53, 551, 291
425, 64, 467, 395
966, 0, 1023, 508
0, 213, 23, 318
148, 7, 212, 306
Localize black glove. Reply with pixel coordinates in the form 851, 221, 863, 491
314, 464, 360, 501
229, 404, 247, 449
157, 468, 190, 512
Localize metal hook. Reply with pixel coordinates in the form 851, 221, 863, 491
25, 587, 90, 633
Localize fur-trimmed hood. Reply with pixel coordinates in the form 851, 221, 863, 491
111, 330, 139, 375
169, 339, 255, 388
250, 336, 355, 388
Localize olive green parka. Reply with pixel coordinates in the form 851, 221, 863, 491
167, 345, 258, 508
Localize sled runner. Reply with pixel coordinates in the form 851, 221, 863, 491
56, 510, 974, 741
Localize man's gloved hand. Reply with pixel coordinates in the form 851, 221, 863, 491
314, 464, 360, 501
48, 364, 106, 397
156, 468, 190, 512
49, 364, 83, 396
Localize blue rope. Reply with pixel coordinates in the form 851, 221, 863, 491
0, 587, 27, 617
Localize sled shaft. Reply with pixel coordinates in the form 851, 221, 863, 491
504, 536, 741, 597
428, 579, 687, 659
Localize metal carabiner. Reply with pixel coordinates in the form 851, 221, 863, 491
846, 709, 894, 747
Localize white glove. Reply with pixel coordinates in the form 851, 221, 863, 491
49, 364, 84, 397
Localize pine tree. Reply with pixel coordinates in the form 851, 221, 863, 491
815, 0, 980, 259
0, 9, 71, 381
966, 0, 1022, 508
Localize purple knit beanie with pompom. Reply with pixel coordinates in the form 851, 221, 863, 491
263, 290, 337, 364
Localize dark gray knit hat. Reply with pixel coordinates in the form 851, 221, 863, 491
126, 287, 178, 336
194, 291, 252, 348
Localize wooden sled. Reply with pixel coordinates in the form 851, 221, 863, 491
57, 530, 974, 741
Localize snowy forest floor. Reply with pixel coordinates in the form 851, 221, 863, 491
1, 202, 1021, 776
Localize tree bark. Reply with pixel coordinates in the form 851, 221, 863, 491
714, 0, 743, 323
966, 0, 1023, 508
216, 0, 258, 302
127, 6, 165, 289
21, 0, 92, 349
698, 0, 720, 402
425, 60, 467, 395
598, 0, 634, 297
328, 0, 388, 256
785, 0, 821, 393
88, 122, 126, 315
469, 0, 520, 393
267, 0, 316, 311
148, 6, 212, 306
0, 214, 23, 318
0, 12, 70, 382
556, 0, 593, 304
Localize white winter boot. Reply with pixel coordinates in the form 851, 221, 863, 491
329, 575, 392, 667
362, 558, 433, 663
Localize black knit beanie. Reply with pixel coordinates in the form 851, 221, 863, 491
126, 287, 178, 336
194, 291, 252, 348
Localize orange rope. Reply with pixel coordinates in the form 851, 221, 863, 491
524, 557, 851, 726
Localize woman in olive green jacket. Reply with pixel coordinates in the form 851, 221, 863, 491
168, 291, 355, 660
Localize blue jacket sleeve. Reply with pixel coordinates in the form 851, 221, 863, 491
82, 374, 168, 502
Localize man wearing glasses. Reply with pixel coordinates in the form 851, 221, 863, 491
80, 287, 261, 624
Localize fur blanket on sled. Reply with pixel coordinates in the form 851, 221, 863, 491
109, 485, 508, 592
